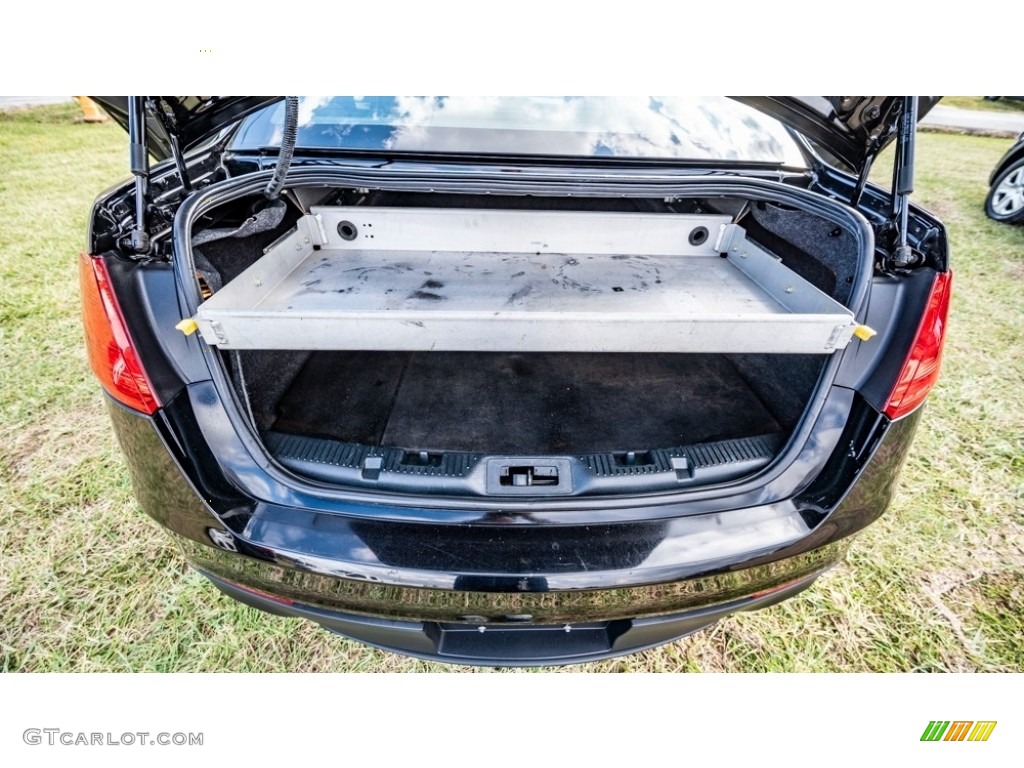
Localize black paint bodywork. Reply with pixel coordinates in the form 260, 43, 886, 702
86, 101, 949, 664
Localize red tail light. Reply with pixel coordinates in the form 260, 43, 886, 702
884, 271, 952, 420
79, 253, 160, 414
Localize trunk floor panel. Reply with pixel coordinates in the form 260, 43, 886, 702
270, 352, 785, 455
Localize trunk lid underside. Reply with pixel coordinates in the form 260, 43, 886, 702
93, 96, 939, 174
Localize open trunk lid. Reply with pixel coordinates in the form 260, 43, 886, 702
90, 97, 279, 161
734, 97, 940, 171
92, 96, 939, 174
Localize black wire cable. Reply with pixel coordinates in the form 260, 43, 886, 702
264, 96, 299, 200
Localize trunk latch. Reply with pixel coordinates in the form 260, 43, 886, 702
500, 465, 560, 487
485, 458, 573, 495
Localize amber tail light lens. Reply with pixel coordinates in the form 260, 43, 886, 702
79, 252, 160, 414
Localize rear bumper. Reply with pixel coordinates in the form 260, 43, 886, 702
177, 529, 847, 626
202, 566, 825, 666
106, 386, 923, 664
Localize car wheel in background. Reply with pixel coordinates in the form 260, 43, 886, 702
986, 159, 1024, 224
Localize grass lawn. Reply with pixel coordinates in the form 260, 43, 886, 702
1, 103, 1022, 672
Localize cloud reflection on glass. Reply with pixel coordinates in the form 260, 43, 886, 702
252, 96, 803, 164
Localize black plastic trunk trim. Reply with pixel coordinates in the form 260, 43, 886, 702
263, 430, 784, 498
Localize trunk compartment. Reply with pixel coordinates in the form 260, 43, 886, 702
263, 351, 814, 454
181, 182, 872, 498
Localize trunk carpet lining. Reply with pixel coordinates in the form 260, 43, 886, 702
270, 352, 787, 454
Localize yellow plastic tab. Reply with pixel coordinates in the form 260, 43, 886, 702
175, 318, 199, 336
853, 325, 877, 341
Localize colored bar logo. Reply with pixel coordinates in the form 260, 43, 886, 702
921, 721, 997, 742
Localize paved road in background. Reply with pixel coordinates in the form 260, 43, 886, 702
921, 104, 1024, 135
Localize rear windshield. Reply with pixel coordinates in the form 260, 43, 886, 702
230, 96, 805, 165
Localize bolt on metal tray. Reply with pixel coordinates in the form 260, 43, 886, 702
190, 207, 861, 354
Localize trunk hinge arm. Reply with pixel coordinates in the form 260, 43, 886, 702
168, 133, 192, 193
850, 117, 895, 209
126, 96, 151, 255
850, 152, 874, 209
889, 95, 919, 268
150, 97, 193, 195
850, 97, 923, 272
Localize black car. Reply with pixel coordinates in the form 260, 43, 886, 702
985, 130, 1024, 223
81, 97, 951, 666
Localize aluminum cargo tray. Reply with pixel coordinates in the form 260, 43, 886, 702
191, 207, 861, 354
